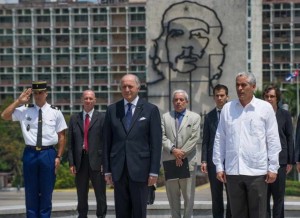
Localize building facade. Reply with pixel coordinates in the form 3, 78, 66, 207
263, 0, 300, 83
0, 0, 147, 113
3, 0, 294, 114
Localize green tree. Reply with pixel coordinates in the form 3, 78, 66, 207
0, 97, 24, 185
281, 84, 298, 117
55, 162, 75, 189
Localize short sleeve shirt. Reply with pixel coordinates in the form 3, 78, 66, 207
12, 103, 68, 146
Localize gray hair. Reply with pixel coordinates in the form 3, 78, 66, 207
236, 72, 256, 85
172, 89, 189, 101
120, 73, 141, 89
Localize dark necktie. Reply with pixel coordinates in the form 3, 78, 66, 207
125, 103, 132, 130
36, 109, 42, 148
217, 109, 221, 121
84, 114, 90, 150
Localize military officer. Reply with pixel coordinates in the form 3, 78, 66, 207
1, 81, 67, 218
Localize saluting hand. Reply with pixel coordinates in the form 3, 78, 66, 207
18, 88, 32, 104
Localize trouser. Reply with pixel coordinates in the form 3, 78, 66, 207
267, 165, 287, 218
23, 146, 56, 218
113, 164, 148, 218
76, 152, 107, 218
207, 164, 231, 218
165, 164, 196, 218
226, 175, 267, 218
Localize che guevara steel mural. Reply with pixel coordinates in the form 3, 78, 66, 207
148, 1, 227, 105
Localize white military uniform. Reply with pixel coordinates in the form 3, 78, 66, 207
12, 102, 67, 146
12, 101, 67, 218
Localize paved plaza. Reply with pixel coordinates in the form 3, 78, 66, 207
1, 184, 300, 217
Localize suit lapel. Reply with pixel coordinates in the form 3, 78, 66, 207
126, 99, 144, 133
213, 109, 219, 129
178, 110, 189, 133
89, 110, 98, 130
76, 112, 84, 133
119, 100, 128, 131
171, 111, 177, 137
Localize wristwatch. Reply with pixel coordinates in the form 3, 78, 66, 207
56, 155, 62, 161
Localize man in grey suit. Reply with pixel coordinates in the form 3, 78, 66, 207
103, 74, 162, 218
161, 89, 201, 218
68, 90, 107, 218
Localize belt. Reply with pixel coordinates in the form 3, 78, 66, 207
26, 145, 54, 151
82, 149, 88, 154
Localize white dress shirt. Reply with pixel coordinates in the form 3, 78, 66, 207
213, 97, 281, 176
124, 96, 139, 115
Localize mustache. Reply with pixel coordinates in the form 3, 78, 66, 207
174, 47, 205, 64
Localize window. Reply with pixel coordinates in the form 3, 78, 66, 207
93, 15, 107, 22
75, 15, 88, 22
131, 14, 145, 21
18, 16, 31, 23
37, 16, 50, 23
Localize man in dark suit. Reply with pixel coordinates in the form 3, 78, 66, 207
264, 84, 295, 218
68, 90, 107, 218
201, 84, 231, 218
103, 74, 162, 218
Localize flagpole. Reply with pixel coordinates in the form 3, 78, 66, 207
297, 72, 299, 116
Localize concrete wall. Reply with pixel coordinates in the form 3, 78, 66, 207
146, 0, 261, 114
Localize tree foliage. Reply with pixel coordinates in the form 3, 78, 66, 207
259, 83, 298, 117
281, 84, 298, 117
0, 97, 24, 185
55, 162, 75, 189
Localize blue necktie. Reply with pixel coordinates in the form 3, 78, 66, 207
125, 103, 132, 130
176, 112, 183, 127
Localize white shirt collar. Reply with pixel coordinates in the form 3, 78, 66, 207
35, 102, 49, 112
124, 96, 139, 107
84, 109, 94, 119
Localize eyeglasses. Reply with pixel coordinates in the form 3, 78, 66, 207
264, 95, 276, 99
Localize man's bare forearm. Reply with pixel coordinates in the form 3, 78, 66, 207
1, 99, 21, 120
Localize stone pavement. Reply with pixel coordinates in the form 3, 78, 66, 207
1, 184, 300, 217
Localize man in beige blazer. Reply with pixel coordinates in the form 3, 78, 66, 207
161, 89, 201, 218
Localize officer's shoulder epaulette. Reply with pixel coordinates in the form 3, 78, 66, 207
24, 104, 34, 108
50, 105, 60, 110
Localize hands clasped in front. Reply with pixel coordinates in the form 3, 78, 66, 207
172, 148, 185, 167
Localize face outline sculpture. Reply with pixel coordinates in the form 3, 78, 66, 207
149, 1, 226, 89
166, 18, 210, 73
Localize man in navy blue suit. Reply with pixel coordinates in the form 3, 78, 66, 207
201, 84, 231, 218
103, 74, 162, 218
